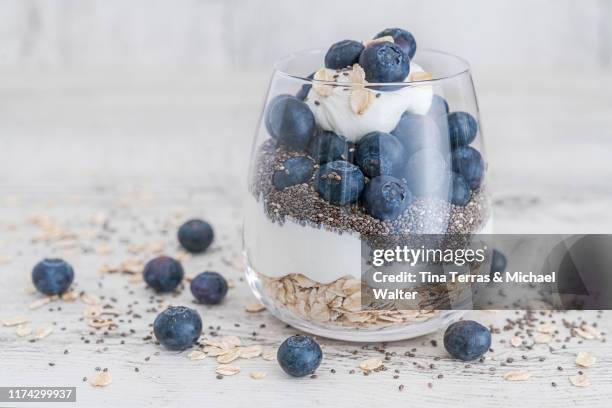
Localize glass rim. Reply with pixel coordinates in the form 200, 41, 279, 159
273, 48, 472, 87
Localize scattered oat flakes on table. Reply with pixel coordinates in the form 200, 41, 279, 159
2, 315, 29, 327
90, 371, 112, 387
575, 352, 596, 368
503, 371, 531, 381
250, 371, 266, 380
245, 303, 266, 313
215, 364, 240, 376
359, 358, 383, 372
569, 374, 590, 387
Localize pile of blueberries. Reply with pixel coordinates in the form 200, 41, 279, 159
266, 27, 484, 221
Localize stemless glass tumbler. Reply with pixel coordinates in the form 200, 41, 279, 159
243, 50, 491, 341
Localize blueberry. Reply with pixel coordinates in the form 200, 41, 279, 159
324, 40, 365, 69
391, 112, 445, 156
315, 160, 365, 205
178, 219, 214, 254
296, 72, 315, 101
403, 148, 448, 196
448, 111, 478, 149
490, 249, 507, 275
451, 146, 484, 190
443, 320, 491, 361
277, 335, 322, 377
143, 256, 184, 293
273, 156, 314, 189
266, 95, 316, 150
359, 42, 410, 83
190, 271, 228, 305
31, 258, 74, 295
307, 130, 350, 164
153, 306, 202, 351
355, 131, 405, 178
363, 176, 413, 221
448, 172, 471, 206
374, 28, 417, 60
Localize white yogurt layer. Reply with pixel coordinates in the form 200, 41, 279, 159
243, 194, 493, 284
304, 63, 434, 143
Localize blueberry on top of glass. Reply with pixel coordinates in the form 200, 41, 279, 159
325, 40, 365, 70
359, 42, 410, 83
373, 28, 417, 60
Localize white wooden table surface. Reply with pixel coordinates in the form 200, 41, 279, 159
1, 71, 611, 407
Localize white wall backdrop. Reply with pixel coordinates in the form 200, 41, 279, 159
1, 0, 611, 73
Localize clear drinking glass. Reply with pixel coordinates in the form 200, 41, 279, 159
243, 49, 491, 341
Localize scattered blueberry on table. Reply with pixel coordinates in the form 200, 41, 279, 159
362, 175, 413, 221
178, 219, 214, 254
32, 258, 74, 295
153, 306, 203, 351
448, 111, 478, 149
325, 39, 365, 69
359, 41, 410, 83
190, 271, 228, 305
451, 146, 484, 190
355, 131, 405, 178
307, 130, 350, 164
277, 335, 323, 377
143, 256, 184, 293
444, 320, 492, 361
314, 160, 365, 205
273, 156, 315, 189
373, 27, 417, 60
266, 94, 316, 151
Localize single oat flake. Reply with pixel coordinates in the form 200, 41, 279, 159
29, 297, 52, 310
250, 371, 266, 380
245, 303, 266, 313
575, 352, 596, 368
359, 358, 383, 372
261, 350, 276, 361
534, 333, 552, 344
2, 316, 29, 327
90, 371, 112, 387
188, 350, 207, 361
362, 35, 394, 48
239, 345, 263, 359
215, 364, 240, 376
216, 348, 241, 364
569, 374, 590, 387
350, 88, 376, 115
16, 324, 32, 337
503, 371, 531, 381
34, 326, 53, 339
510, 336, 522, 347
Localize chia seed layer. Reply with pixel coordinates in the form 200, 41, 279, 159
250, 139, 489, 236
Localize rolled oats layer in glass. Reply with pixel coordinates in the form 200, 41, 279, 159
243, 28, 491, 341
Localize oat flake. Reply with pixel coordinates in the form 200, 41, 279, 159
510, 336, 522, 347
2, 316, 29, 327
250, 371, 266, 380
215, 364, 240, 376
29, 297, 52, 310
503, 371, 531, 381
188, 350, 207, 361
16, 324, 32, 337
569, 374, 590, 387
245, 303, 266, 313
216, 348, 241, 364
90, 371, 112, 387
359, 358, 383, 372
575, 352, 596, 368
239, 345, 262, 359
34, 326, 53, 339
534, 333, 552, 344
261, 350, 276, 361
